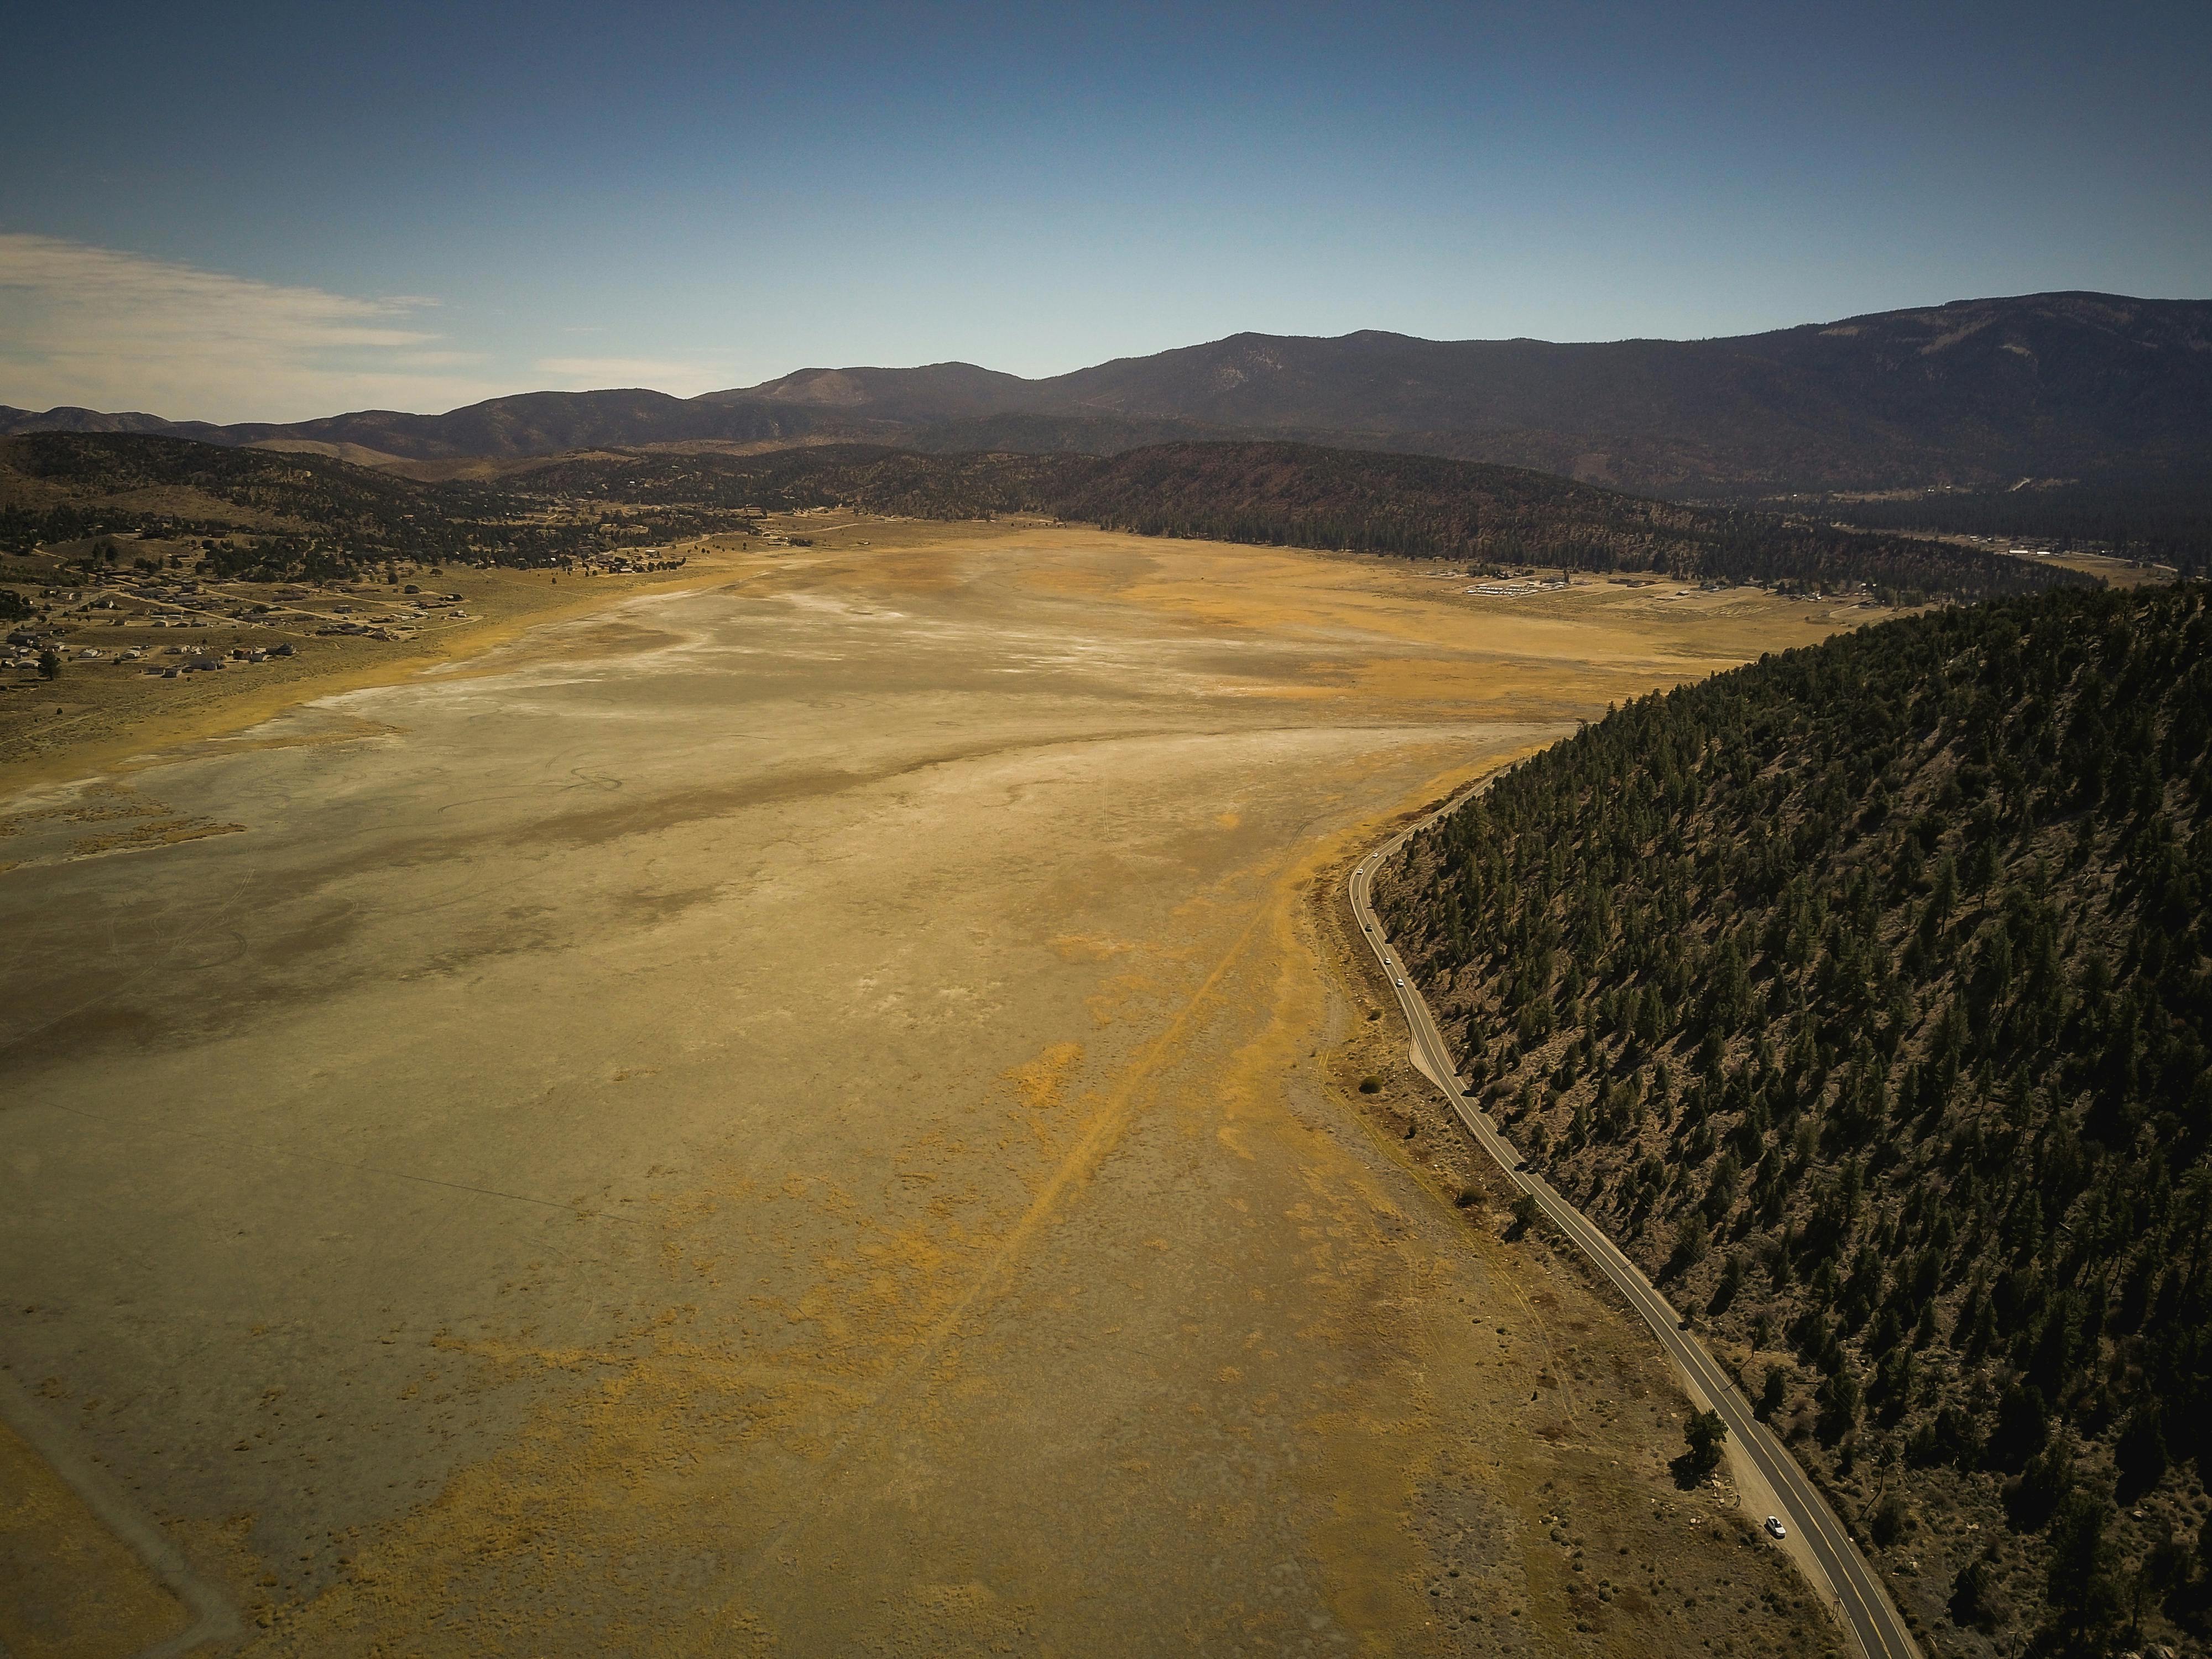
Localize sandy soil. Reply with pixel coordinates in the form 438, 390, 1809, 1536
1, 522, 1858, 1655
0, 543, 764, 793
0, 1413, 189, 1657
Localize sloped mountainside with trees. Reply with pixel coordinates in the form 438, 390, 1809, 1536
1375, 582, 2212, 1656
4, 432, 2085, 600
510, 440, 2080, 600
1808, 477, 2212, 580
0, 432, 754, 573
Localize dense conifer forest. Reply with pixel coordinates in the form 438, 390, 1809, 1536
4, 432, 2097, 599
1375, 582, 2212, 1656
1802, 478, 2212, 578
515, 439, 2080, 599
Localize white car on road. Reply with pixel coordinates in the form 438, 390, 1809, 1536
1764, 1516, 1787, 1540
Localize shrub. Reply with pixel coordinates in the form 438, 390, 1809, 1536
1948, 1553, 1999, 1632
1683, 1409, 1728, 1475
1756, 1366, 1788, 1422
1870, 1491, 1905, 1548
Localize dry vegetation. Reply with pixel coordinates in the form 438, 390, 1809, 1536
4, 516, 1882, 1655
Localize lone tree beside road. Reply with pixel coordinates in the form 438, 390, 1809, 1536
1682, 1409, 1728, 1477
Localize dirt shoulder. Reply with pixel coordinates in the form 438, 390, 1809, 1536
1305, 812, 1847, 1658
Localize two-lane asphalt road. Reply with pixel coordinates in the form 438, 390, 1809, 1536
1349, 793, 1921, 1659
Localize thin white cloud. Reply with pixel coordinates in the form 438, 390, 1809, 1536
0, 234, 517, 422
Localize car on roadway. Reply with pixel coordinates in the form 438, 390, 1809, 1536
1394, 978, 1405, 987
1765, 1516, 1787, 1540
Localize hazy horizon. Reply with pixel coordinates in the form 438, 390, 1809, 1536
14, 285, 2212, 429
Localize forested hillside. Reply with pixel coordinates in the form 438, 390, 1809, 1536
1034, 444, 2068, 597
1807, 478, 2212, 580
1375, 582, 2212, 1656
0, 433, 753, 572
512, 440, 2081, 599
2, 431, 2096, 599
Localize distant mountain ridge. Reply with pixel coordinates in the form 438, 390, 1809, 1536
6, 291, 2206, 493
0, 390, 885, 466
702, 363, 1039, 422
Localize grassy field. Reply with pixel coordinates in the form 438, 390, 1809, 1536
3, 518, 1867, 1655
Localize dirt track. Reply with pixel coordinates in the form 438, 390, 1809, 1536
1, 524, 1852, 1655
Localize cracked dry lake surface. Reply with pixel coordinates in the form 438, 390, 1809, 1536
1, 524, 1853, 1656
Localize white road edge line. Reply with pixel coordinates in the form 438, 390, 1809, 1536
1348, 785, 1921, 1659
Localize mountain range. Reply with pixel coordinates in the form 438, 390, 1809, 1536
4, 291, 2206, 495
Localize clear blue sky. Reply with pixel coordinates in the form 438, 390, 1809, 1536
2, 0, 2206, 420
